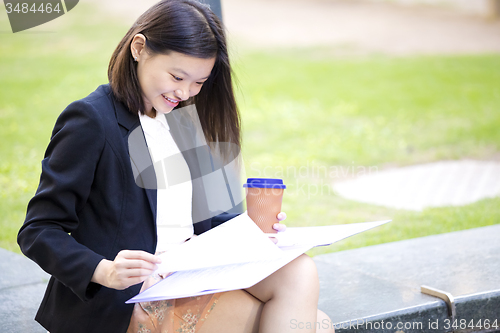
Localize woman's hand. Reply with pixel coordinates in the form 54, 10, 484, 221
91, 250, 162, 290
269, 212, 287, 244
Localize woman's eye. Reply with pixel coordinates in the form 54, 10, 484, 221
172, 75, 182, 81
196, 82, 204, 85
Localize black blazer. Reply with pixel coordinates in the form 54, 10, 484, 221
17, 84, 240, 333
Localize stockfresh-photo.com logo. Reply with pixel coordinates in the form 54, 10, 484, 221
4, 0, 79, 33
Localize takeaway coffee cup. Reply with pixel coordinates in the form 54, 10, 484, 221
243, 178, 286, 233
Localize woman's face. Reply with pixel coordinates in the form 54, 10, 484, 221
132, 36, 215, 117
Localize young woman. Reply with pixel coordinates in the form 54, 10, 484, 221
18, 1, 334, 332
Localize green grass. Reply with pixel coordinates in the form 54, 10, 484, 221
233, 50, 500, 256
1, 3, 499, 255
0, 3, 128, 252
236, 51, 500, 167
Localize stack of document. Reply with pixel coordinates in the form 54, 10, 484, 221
127, 213, 390, 303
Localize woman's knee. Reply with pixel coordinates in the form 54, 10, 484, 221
244, 253, 319, 304
284, 254, 319, 288
293, 254, 318, 276
269, 253, 320, 301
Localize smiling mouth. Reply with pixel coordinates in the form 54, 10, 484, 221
162, 95, 180, 104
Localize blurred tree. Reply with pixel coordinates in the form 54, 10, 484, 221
489, 0, 500, 18
200, 0, 223, 21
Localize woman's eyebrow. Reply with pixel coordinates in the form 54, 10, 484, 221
171, 68, 210, 80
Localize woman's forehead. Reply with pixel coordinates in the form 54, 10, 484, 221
152, 51, 215, 78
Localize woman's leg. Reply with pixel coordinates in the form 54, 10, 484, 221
245, 253, 320, 333
198, 289, 263, 333
199, 254, 334, 333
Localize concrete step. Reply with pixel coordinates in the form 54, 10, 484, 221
0, 248, 49, 333
314, 224, 500, 332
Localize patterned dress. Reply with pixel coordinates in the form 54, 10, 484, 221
127, 274, 222, 333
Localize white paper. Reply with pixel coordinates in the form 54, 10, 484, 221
155, 212, 283, 273
127, 244, 313, 303
272, 220, 391, 247
126, 219, 390, 303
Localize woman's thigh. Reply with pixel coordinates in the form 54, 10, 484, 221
198, 289, 264, 333
245, 253, 319, 303
199, 254, 321, 333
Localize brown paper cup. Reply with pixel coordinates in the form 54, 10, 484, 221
245, 187, 284, 233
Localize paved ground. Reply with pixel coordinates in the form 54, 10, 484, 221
90, 0, 500, 55
0, 248, 48, 332
334, 160, 500, 210
223, 0, 500, 55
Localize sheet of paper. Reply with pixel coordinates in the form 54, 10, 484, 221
273, 220, 391, 248
156, 212, 283, 273
127, 244, 313, 303
126, 219, 390, 303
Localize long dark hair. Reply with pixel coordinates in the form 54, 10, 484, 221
108, 0, 240, 151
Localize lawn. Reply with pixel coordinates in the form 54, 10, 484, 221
1, 3, 499, 255
235, 50, 500, 256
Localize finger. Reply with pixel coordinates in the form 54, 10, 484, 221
120, 250, 161, 263
110, 269, 153, 290
125, 268, 158, 279
277, 212, 287, 221
273, 223, 287, 232
120, 250, 162, 264
118, 276, 149, 289
122, 269, 151, 280
117, 259, 159, 271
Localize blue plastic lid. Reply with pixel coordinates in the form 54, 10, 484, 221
243, 178, 286, 189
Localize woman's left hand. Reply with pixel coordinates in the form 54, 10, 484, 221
269, 212, 287, 245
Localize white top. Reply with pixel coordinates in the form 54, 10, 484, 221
139, 112, 194, 253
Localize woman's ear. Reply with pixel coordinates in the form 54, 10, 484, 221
130, 33, 147, 61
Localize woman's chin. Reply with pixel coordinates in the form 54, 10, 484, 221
152, 106, 174, 115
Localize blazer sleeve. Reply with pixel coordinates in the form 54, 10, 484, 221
17, 100, 107, 302
211, 212, 240, 228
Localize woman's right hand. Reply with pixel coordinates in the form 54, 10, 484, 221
91, 250, 162, 290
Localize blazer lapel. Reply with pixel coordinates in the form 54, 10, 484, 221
112, 94, 157, 224
164, 108, 216, 226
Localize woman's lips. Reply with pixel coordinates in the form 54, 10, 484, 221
162, 95, 179, 107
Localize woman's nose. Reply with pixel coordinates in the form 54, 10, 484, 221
174, 89, 188, 101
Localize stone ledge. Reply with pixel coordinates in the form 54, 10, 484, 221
0, 248, 49, 333
314, 224, 500, 333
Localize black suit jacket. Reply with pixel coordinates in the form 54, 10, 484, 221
17, 84, 240, 333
